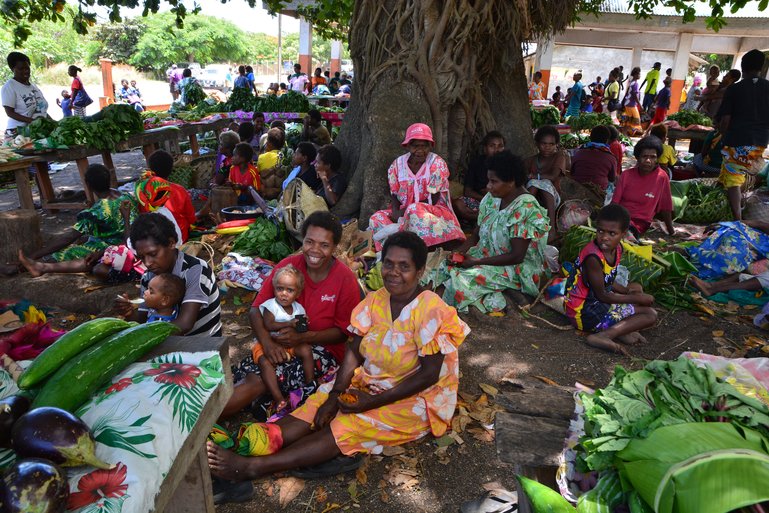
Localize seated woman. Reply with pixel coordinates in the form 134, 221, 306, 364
611, 136, 674, 237
114, 213, 222, 336
118, 79, 144, 112
423, 151, 550, 313
452, 131, 505, 226
524, 125, 567, 236
5, 164, 138, 278
222, 212, 362, 420
369, 123, 464, 250
259, 128, 287, 200
687, 220, 769, 282
144, 150, 196, 242
207, 231, 469, 490
282, 142, 321, 191
570, 125, 617, 191
314, 144, 347, 208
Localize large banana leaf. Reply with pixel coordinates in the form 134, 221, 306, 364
617, 422, 769, 513
516, 475, 576, 512
576, 471, 623, 513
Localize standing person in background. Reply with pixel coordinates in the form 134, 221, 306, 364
246, 66, 256, 93
650, 76, 672, 125
2, 52, 48, 138
617, 65, 626, 91
56, 90, 72, 118
68, 65, 89, 117
682, 76, 703, 111
605, 71, 621, 122
621, 67, 643, 136
703, 69, 741, 120
328, 72, 341, 94
640, 62, 661, 114
696, 65, 721, 115
565, 72, 584, 118
233, 66, 250, 90
311, 68, 327, 92
289, 64, 310, 94
225, 68, 233, 92
528, 72, 545, 101
168, 64, 181, 101
717, 50, 769, 221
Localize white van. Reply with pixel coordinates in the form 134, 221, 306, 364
199, 64, 232, 90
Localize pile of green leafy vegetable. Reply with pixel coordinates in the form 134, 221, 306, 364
181, 80, 207, 106
19, 117, 58, 140
667, 108, 712, 127
566, 112, 612, 132
530, 105, 561, 128
561, 132, 589, 149
224, 87, 255, 112
253, 91, 311, 113
284, 123, 303, 149
231, 217, 293, 262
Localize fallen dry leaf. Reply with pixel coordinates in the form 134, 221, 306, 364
320, 504, 342, 513
263, 480, 274, 497
235, 306, 248, 316
380, 490, 390, 503
475, 393, 489, 407
531, 343, 539, 349
712, 330, 725, 337
448, 432, 465, 445
482, 481, 505, 491
355, 467, 368, 485
276, 477, 305, 508
435, 445, 451, 465
451, 414, 471, 433
533, 375, 560, 386
347, 480, 359, 502
468, 427, 495, 443
385, 468, 420, 489
381, 445, 405, 457
63, 314, 77, 322
479, 383, 499, 397
315, 486, 328, 503
83, 285, 105, 293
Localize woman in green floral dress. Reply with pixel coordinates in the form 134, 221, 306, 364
424, 150, 550, 313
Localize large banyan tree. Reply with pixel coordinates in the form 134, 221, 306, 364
0, 0, 757, 223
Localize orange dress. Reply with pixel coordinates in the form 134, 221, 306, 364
291, 289, 469, 455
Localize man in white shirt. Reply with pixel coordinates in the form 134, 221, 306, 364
288, 64, 310, 94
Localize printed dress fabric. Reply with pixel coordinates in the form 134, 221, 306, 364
0, 352, 225, 513
687, 221, 769, 281
369, 153, 464, 250
423, 193, 550, 313
53, 195, 139, 262
291, 289, 469, 455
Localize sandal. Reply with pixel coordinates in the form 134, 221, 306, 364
460, 489, 518, 513
288, 454, 364, 480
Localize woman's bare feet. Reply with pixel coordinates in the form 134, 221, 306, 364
617, 332, 647, 345
586, 333, 630, 356
689, 275, 713, 297
17, 250, 45, 278
207, 441, 259, 481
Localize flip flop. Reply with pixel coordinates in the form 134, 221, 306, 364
460, 489, 519, 513
288, 454, 364, 480
211, 476, 254, 505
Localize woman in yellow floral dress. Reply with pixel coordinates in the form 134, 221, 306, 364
207, 231, 470, 483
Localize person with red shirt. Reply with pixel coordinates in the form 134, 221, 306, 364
227, 142, 261, 205
145, 150, 196, 242
222, 211, 362, 419
68, 65, 88, 117
611, 136, 674, 236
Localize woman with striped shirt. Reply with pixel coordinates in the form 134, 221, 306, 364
115, 213, 222, 336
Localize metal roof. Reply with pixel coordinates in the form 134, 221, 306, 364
599, 0, 769, 18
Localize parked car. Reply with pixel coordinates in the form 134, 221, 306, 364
199, 64, 231, 90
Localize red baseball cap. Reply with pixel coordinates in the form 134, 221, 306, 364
401, 123, 434, 147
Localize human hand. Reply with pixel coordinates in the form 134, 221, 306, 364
337, 389, 380, 414
84, 250, 105, 268
113, 294, 135, 317
119, 200, 132, 219
632, 293, 655, 307
388, 210, 401, 223
312, 396, 340, 430
261, 339, 290, 366
272, 327, 304, 348
458, 257, 479, 269
626, 282, 644, 294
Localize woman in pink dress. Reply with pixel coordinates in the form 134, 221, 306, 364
369, 123, 465, 250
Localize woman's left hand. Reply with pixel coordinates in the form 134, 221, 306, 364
272, 327, 304, 348
458, 257, 479, 268
338, 389, 380, 414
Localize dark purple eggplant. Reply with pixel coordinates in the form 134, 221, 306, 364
11, 407, 110, 469
0, 458, 69, 513
0, 396, 30, 448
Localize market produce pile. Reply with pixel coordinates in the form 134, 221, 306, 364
565, 112, 613, 132
0, 318, 179, 512
230, 216, 293, 263
530, 105, 561, 129
15, 104, 144, 151
667, 109, 713, 128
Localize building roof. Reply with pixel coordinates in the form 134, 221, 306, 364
599, 0, 768, 18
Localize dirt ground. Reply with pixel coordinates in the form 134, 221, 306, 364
0, 149, 762, 512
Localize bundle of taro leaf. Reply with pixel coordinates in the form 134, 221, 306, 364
230, 217, 293, 262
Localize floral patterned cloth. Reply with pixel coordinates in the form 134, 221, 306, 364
0, 351, 224, 513
423, 193, 550, 313
686, 221, 769, 281
291, 289, 469, 455
369, 153, 464, 250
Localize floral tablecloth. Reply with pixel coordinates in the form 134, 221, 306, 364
0, 351, 224, 513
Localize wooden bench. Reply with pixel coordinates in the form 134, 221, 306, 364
0, 157, 42, 210
494, 382, 575, 489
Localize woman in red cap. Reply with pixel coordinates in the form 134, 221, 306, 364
369, 123, 464, 249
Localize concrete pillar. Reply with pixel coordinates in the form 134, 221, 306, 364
731, 52, 744, 71
631, 47, 643, 71
98, 58, 114, 108
330, 40, 342, 76
298, 17, 313, 77
534, 38, 555, 98
669, 33, 693, 113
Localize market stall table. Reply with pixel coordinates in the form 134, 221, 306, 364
667, 128, 711, 154
178, 118, 232, 157
0, 156, 42, 210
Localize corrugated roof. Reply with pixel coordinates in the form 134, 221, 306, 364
600, 0, 769, 18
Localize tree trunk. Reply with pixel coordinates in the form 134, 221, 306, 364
333, 0, 571, 226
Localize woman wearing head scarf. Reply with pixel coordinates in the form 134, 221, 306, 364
369, 123, 465, 250
681, 75, 703, 111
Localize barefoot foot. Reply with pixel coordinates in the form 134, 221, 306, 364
617, 332, 647, 345
17, 250, 44, 278
689, 275, 712, 297
207, 441, 259, 481
586, 334, 631, 356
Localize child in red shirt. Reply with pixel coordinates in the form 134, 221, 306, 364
228, 142, 261, 205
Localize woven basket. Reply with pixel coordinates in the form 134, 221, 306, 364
280, 180, 329, 240
743, 194, 769, 224
168, 165, 193, 189
190, 155, 217, 189
678, 179, 731, 224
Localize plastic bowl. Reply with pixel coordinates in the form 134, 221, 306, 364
221, 206, 263, 221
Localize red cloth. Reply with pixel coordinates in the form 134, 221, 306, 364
651, 106, 668, 125
70, 77, 83, 97
253, 254, 360, 362
228, 162, 261, 191
165, 182, 195, 242
611, 165, 673, 234
570, 147, 617, 190
609, 140, 624, 176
